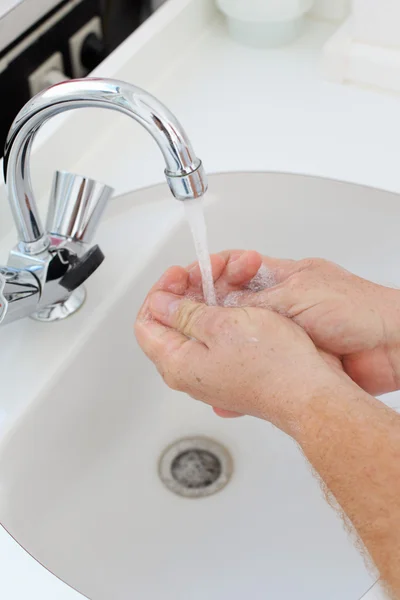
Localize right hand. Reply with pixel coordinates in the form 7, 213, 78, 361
190, 253, 400, 396
135, 279, 351, 435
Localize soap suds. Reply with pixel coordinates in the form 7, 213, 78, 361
222, 290, 244, 308
223, 264, 275, 307
245, 264, 275, 292
141, 263, 275, 322
184, 291, 204, 303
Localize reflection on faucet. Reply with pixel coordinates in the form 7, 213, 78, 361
0, 78, 208, 325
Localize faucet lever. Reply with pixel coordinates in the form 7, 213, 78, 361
47, 171, 114, 245
60, 245, 105, 292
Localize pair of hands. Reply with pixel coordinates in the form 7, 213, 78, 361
135, 250, 400, 437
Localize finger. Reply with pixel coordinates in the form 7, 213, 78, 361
259, 256, 300, 284
213, 251, 298, 287
189, 250, 250, 285
214, 251, 297, 285
153, 266, 189, 295
224, 250, 262, 285
188, 251, 262, 291
138, 266, 189, 321
187, 249, 245, 272
148, 291, 221, 345
213, 407, 244, 418
214, 249, 246, 263
134, 317, 206, 378
188, 254, 226, 289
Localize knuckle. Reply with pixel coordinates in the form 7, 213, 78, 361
301, 257, 329, 271
176, 303, 205, 335
287, 258, 331, 289
161, 367, 182, 391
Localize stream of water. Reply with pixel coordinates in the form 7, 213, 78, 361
184, 198, 217, 306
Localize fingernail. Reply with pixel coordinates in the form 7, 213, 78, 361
149, 291, 181, 319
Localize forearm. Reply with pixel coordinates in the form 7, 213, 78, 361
294, 384, 400, 596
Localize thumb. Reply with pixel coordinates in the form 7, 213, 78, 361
149, 291, 217, 344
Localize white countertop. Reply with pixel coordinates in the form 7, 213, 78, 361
0, 0, 397, 597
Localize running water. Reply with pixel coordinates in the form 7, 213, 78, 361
184, 198, 217, 306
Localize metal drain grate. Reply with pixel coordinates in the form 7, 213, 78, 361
159, 437, 233, 498
171, 449, 222, 489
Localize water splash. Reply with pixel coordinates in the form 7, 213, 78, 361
184, 199, 217, 306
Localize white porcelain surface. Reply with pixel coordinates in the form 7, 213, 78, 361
1, 172, 399, 600
0, 525, 83, 599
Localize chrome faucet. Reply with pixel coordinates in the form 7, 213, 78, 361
0, 78, 207, 324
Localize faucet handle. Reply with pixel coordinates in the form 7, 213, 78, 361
46, 171, 114, 245
60, 244, 105, 292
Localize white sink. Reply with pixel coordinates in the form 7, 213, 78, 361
1, 172, 398, 600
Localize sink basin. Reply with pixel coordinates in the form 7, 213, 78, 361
1, 171, 398, 600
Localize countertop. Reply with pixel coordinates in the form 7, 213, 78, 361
0, 0, 398, 597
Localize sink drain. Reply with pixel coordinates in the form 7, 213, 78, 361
159, 437, 233, 498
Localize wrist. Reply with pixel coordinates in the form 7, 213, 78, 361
379, 287, 400, 392
284, 375, 372, 445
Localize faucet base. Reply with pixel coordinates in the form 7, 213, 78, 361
31, 286, 86, 323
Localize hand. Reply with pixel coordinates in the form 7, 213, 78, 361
135, 267, 351, 436
193, 253, 400, 396
136, 251, 264, 417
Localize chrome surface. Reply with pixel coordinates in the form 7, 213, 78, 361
31, 286, 86, 322
0, 77, 207, 325
0, 267, 40, 324
47, 171, 114, 244
4, 77, 208, 251
165, 161, 207, 200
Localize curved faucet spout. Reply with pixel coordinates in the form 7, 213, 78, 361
3, 78, 207, 254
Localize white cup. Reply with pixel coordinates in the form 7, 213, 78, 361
217, 0, 315, 47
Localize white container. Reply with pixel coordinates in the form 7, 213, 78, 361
216, 0, 314, 47
310, 0, 350, 22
